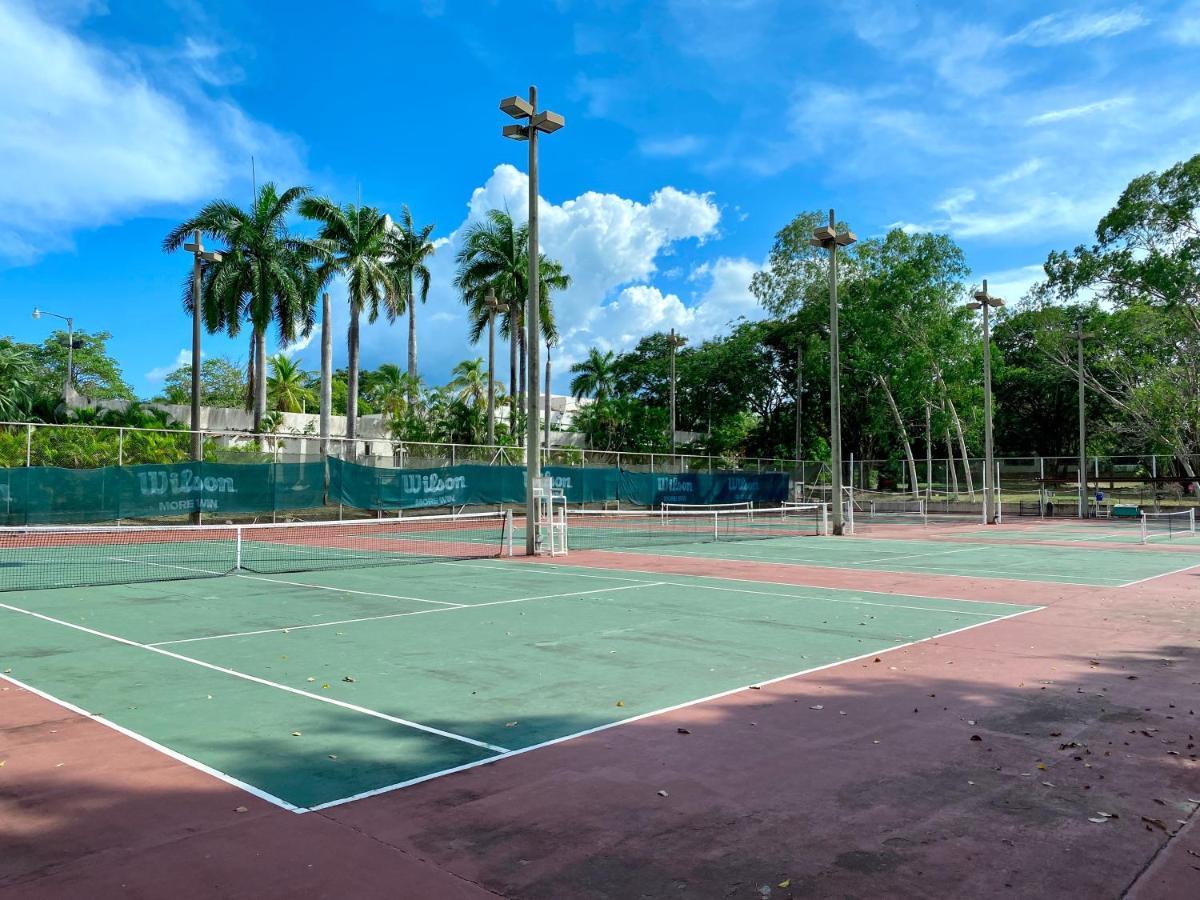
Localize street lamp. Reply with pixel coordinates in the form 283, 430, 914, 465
967, 279, 1004, 524
484, 287, 509, 446
809, 209, 856, 535
667, 328, 687, 458
500, 86, 565, 555
31, 308, 76, 391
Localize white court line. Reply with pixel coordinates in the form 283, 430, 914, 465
108, 557, 463, 607
1119, 559, 1200, 588
0, 600, 507, 754
440, 558, 1030, 607
150, 582, 663, 647
856, 545, 980, 565
0, 671, 302, 813
306, 604, 1043, 812
611, 546, 1117, 587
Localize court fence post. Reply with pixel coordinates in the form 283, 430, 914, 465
26, 424, 32, 467
118, 428, 124, 467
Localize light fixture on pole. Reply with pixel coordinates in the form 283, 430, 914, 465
31, 307, 77, 392
809, 210, 856, 535
182, 230, 223, 467
967, 279, 1004, 525
667, 328, 687, 458
1071, 317, 1091, 519
500, 86, 565, 555
484, 287, 508, 446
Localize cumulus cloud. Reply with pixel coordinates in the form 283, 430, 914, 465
0, 1, 303, 264
144, 348, 192, 383
299, 165, 751, 391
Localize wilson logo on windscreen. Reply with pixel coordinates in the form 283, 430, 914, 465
136, 468, 237, 512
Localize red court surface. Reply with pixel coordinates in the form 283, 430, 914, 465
3, 546, 1198, 899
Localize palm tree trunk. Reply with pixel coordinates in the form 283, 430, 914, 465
518, 331, 526, 413
347, 306, 360, 450
244, 336, 255, 413
509, 320, 518, 440
253, 328, 267, 431
486, 312, 496, 445
407, 271, 417, 389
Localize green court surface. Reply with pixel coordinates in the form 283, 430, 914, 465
0, 559, 1035, 811
607, 535, 1200, 587
942, 523, 1200, 547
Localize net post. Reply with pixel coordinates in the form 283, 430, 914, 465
1139, 513, 1148, 545
235, 526, 243, 570
820, 502, 828, 536
1190, 507, 1196, 535
712, 511, 719, 541
506, 509, 514, 556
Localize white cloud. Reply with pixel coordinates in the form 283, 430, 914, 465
298, 166, 736, 391
1025, 96, 1131, 125
639, 135, 706, 158
1175, 0, 1200, 44
978, 264, 1046, 305
280, 331, 315, 356
0, 2, 303, 264
1008, 8, 1148, 46
145, 348, 192, 383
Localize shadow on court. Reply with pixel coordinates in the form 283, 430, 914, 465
4, 634, 1198, 899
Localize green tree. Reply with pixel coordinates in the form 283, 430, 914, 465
568, 348, 619, 400
158, 357, 247, 408
266, 354, 317, 413
34, 330, 135, 401
1037, 153, 1200, 480
162, 183, 316, 431
385, 206, 435, 388
300, 197, 402, 445
0, 339, 41, 420
363, 363, 419, 421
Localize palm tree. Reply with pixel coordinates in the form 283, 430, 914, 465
364, 363, 421, 421
267, 354, 316, 413
569, 348, 619, 400
455, 210, 526, 434
162, 183, 315, 433
299, 198, 402, 447
448, 358, 489, 409
385, 206, 435, 390
0, 341, 39, 420
454, 209, 569, 437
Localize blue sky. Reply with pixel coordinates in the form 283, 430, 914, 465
1, 0, 1198, 398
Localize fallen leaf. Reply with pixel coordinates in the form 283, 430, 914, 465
505, 721, 518, 727
1037, 763, 1047, 770
749, 685, 761, 690
342, 676, 355, 683
676, 728, 691, 735
778, 879, 791, 888
328, 755, 338, 760
615, 700, 625, 707
1141, 816, 1168, 832
234, 806, 248, 813
291, 731, 302, 737
970, 735, 983, 742
1088, 817, 1110, 824
657, 789, 669, 798
810, 705, 824, 710
306, 677, 315, 683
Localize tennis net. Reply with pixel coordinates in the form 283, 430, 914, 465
1141, 508, 1196, 543
660, 500, 754, 513
564, 504, 828, 553
0, 511, 513, 592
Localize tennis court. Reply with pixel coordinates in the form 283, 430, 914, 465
570, 525, 1200, 586
0, 514, 1037, 811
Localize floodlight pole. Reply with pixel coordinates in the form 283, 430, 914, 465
809, 210, 856, 535
1073, 318, 1089, 518
500, 86, 564, 554
181, 230, 222, 524
968, 280, 1004, 524
794, 335, 803, 463
544, 339, 552, 451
